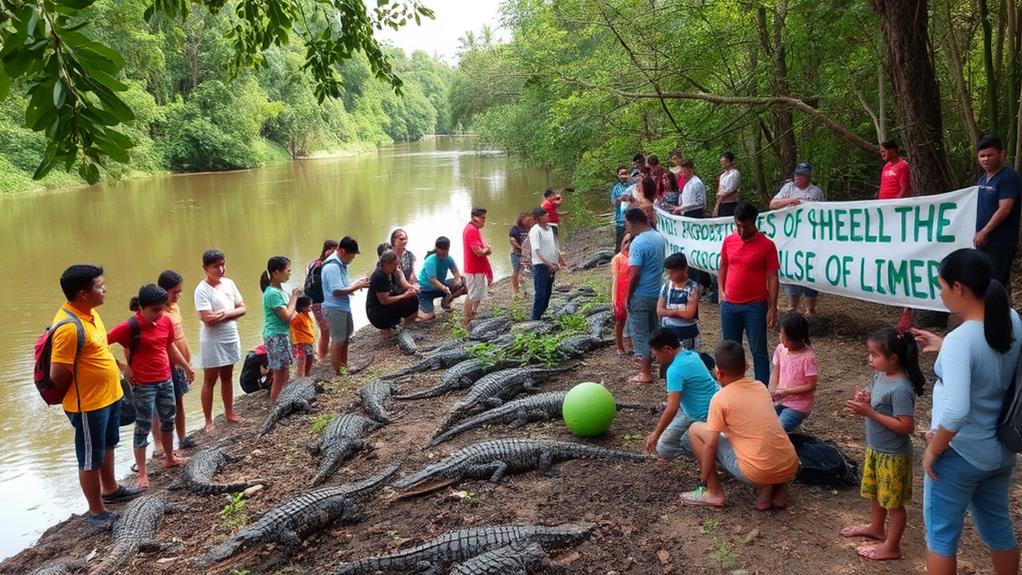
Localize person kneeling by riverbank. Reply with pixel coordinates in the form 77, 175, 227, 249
108, 284, 194, 489
417, 236, 467, 321
644, 329, 719, 458
683, 340, 798, 510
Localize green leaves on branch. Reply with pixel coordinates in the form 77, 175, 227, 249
0, 0, 434, 183
1, 0, 135, 183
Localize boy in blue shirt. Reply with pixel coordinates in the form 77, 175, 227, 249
645, 328, 719, 458
321, 236, 368, 373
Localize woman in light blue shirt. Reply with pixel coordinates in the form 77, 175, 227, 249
913, 248, 1021, 574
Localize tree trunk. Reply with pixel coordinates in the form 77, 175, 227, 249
757, 4, 797, 177
940, 0, 981, 150
981, 0, 1001, 133
870, 0, 955, 193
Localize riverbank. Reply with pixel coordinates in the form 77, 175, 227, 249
1, 224, 1010, 575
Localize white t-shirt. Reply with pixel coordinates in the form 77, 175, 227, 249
681, 175, 706, 212
773, 181, 825, 202
194, 277, 242, 344
529, 224, 559, 268
718, 169, 740, 200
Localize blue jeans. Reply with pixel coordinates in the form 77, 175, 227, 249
924, 448, 1017, 557
720, 300, 770, 383
532, 264, 555, 320
627, 295, 659, 359
132, 380, 176, 449
656, 412, 696, 458
418, 278, 459, 314
775, 405, 808, 432
714, 433, 749, 483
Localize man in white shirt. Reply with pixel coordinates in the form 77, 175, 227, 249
715, 151, 741, 217
769, 162, 824, 316
678, 160, 707, 217
529, 207, 566, 320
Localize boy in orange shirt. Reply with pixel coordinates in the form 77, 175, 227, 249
683, 340, 799, 510
290, 296, 316, 377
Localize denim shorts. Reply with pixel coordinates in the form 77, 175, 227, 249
715, 433, 749, 484
627, 295, 659, 359
774, 405, 809, 432
784, 284, 818, 298
171, 366, 189, 397
924, 448, 1017, 557
66, 401, 121, 470
656, 411, 696, 459
510, 251, 522, 272
265, 333, 293, 370
132, 380, 176, 449
418, 278, 458, 314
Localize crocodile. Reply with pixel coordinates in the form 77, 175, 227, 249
434, 367, 572, 434
394, 325, 418, 356
510, 320, 556, 335
575, 249, 614, 270
381, 347, 475, 380
357, 378, 399, 423
449, 542, 551, 575
90, 495, 183, 575
395, 358, 520, 401
309, 361, 339, 382
581, 303, 612, 316
28, 555, 91, 575
330, 523, 596, 575
310, 414, 382, 486
554, 334, 611, 360
551, 300, 581, 319
586, 310, 614, 338
256, 376, 323, 437
394, 438, 644, 490
198, 464, 399, 568
171, 446, 266, 495
426, 391, 649, 448
468, 317, 512, 341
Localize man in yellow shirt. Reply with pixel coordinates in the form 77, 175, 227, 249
51, 265, 142, 527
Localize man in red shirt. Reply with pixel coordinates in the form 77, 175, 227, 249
877, 140, 914, 331
717, 203, 779, 384
877, 140, 911, 200
541, 188, 569, 241
462, 207, 493, 328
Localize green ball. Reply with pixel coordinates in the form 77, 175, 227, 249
562, 382, 616, 437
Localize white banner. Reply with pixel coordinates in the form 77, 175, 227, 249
655, 187, 980, 312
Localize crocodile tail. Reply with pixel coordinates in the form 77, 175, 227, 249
256, 408, 281, 437
571, 443, 646, 461
393, 383, 448, 401
193, 479, 264, 495
87, 542, 135, 575
197, 536, 246, 568
349, 462, 401, 496
329, 560, 376, 575
311, 447, 347, 486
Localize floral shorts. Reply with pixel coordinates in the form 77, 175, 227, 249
861, 448, 913, 509
265, 333, 293, 370
292, 343, 315, 360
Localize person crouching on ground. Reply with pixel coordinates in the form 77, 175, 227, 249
108, 284, 194, 489
368, 249, 420, 334
417, 236, 467, 321
644, 329, 719, 458
290, 296, 316, 377
683, 340, 799, 509
260, 256, 301, 402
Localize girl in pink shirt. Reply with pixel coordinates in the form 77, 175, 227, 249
769, 312, 818, 431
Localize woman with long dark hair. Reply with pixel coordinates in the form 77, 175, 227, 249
306, 239, 338, 361
260, 256, 301, 402
912, 248, 1021, 574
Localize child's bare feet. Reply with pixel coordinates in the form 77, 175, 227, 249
225, 414, 243, 424
164, 455, 189, 469
135, 475, 150, 489
856, 543, 901, 561
840, 525, 884, 540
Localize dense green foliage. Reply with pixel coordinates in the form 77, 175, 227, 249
0, 0, 453, 192
453, 0, 1022, 202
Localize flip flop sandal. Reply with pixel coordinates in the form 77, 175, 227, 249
680, 486, 725, 508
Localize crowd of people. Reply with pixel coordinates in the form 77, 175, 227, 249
41, 134, 1022, 574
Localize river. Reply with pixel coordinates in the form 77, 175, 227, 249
0, 137, 557, 559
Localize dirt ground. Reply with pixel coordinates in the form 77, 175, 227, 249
4, 225, 1021, 575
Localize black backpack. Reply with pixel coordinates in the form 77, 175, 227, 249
117, 316, 143, 427
304, 260, 325, 304
788, 433, 859, 487
996, 350, 1022, 452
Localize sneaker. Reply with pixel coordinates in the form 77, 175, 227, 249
87, 511, 119, 528
102, 485, 144, 504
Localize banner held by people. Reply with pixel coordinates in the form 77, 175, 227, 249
655, 187, 979, 312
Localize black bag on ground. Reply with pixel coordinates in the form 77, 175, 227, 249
240, 347, 272, 394
996, 349, 1022, 452
788, 433, 859, 487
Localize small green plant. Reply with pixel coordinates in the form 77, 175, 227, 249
468, 342, 498, 367
221, 493, 247, 530
699, 519, 720, 534
386, 530, 401, 541
230, 570, 252, 575
501, 332, 564, 367
489, 305, 507, 318
709, 537, 737, 569
508, 298, 527, 322
554, 313, 587, 334
621, 432, 643, 441
309, 413, 335, 434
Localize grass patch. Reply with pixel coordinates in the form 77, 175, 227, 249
220, 493, 247, 531
554, 312, 587, 335
309, 414, 335, 434
501, 332, 564, 367
710, 537, 738, 569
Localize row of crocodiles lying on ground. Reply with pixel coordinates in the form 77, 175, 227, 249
29, 286, 639, 574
